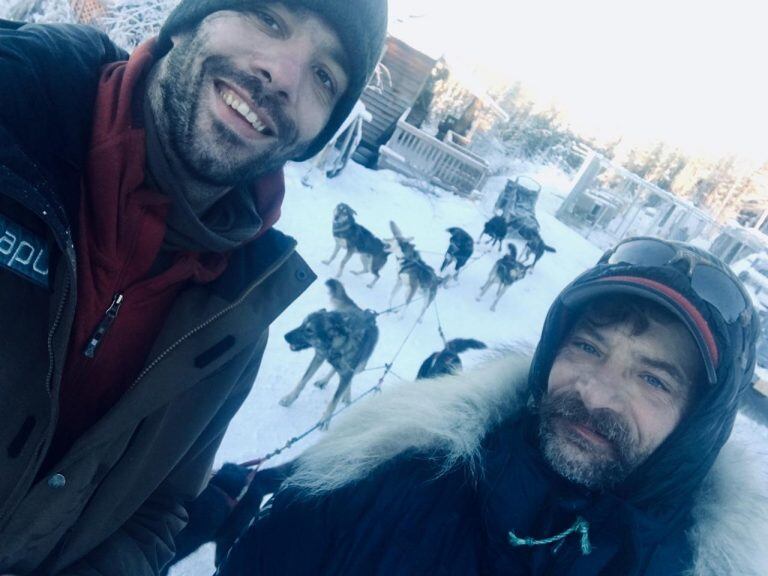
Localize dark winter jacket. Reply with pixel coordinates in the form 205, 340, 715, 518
0, 22, 314, 575
218, 356, 768, 575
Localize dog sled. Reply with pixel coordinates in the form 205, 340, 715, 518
495, 176, 542, 233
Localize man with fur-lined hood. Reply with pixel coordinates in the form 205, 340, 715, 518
217, 237, 768, 575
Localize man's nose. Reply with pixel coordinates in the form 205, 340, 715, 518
250, 52, 302, 105
575, 367, 626, 411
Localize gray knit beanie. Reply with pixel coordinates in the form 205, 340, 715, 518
156, 0, 388, 160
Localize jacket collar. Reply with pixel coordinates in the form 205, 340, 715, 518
286, 354, 768, 575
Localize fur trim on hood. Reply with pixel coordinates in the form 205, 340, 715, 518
285, 354, 768, 576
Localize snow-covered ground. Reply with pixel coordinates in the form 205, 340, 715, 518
214, 159, 599, 467
169, 159, 602, 574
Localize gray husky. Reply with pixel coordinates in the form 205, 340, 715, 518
323, 203, 391, 287
388, 221, 443, 318
476, 243, 528, 311
280, 279, 379, 429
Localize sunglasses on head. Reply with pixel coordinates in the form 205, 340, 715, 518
601, 237, 749, 324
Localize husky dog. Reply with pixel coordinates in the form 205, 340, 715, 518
476, 243, 528, 311
520, 229, 556, 271
416, 338, 487, 380
440, 227, 474, 280
478, 215, 509, 251
323, 203, 391, 287
388, 221, 442, 318
280, 280, 379, 429
291, 279, 367, 392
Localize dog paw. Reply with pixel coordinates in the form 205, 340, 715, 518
318, 416, 331, 431
322, 259, 331, 265
313, 380, 328, 389
279, 395, 295, 407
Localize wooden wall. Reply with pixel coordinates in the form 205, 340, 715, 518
354, 36, 437, 167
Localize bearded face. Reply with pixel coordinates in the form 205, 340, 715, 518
148, 7, 348, 186
539, 307, 700, 490
538, 389, 648, 489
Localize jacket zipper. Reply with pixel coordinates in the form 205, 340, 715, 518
83, 293, 124, 358
0, 272, 72, 531
126, 244, 297, 395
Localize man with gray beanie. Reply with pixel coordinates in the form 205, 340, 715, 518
0, 1, 386, 574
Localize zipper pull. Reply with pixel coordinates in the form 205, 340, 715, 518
83, 293, 124, 358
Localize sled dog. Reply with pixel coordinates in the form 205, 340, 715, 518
416, 338, 487, 380
323, 203, 391, 287
388, 221, 442, 318
477, 243, 528, 311
280, 280, 379, 429
440, 227, 474, 280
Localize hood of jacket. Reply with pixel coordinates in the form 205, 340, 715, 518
285, 353, 768, 576
527, 244, 760, 513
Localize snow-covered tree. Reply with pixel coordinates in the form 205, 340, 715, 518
1, 0, 179, 51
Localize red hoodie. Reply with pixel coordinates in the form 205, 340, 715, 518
44, 40, 286, 468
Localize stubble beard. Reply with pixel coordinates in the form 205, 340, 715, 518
150, 34, 308, 187
537, 390, 649, 490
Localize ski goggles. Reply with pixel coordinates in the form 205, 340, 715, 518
600, 237, 749, 325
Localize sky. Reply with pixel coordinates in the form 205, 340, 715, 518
388, 0, 768, 163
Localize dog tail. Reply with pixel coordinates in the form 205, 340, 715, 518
389, 220, 405, 240
445, 338, 487, 354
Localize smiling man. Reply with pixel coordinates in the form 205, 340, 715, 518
217, 238, 768, 576
0, 1, 386, 575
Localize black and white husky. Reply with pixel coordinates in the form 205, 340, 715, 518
520, 229, 556, 271
440, 227, 474, 281
416, 338, 487, 380
476, 243, 528, 311
323, 203, 391, 288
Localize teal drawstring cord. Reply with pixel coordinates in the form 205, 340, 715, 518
508, 516, 592, 556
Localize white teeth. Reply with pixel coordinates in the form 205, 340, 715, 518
219, 87, 269, 134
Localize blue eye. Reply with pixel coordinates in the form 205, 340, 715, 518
315, 67, 336, 95
642, 374, 669, 392
574, 341, 599, 356
255, 10, 281, 32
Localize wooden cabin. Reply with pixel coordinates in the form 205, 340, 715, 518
354, 36, 437, 167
